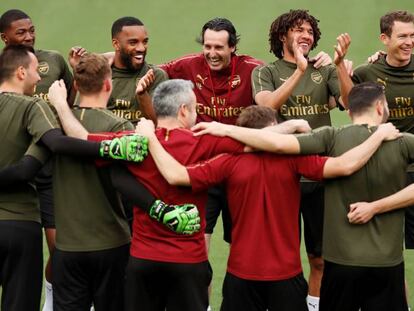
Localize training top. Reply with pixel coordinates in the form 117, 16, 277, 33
34, 49, 73, 103
0, 93, 58, 222
161, 53, 263, 124
297, 124, 414, 267
89, 128, 244, 263
353, 55, 414, 133
53, 107, 132, 252
252, 59, 341, 129
109, 63, 167, 124
188, 152, 327, 280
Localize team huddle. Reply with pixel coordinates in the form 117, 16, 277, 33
0, 7, 413, 311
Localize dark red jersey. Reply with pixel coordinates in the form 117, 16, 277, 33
89, 129, 244, 263
187, 152, 327, 280
161, 53, 263, 124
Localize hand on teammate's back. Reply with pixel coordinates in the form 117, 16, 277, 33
149, 200, 201, 235
100, 135, 149, 162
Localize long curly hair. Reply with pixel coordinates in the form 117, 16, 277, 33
269, 10, 321, 59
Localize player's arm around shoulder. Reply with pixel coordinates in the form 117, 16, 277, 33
322, 123, 401, 178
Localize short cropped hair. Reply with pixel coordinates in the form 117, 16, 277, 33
111, 16, 144, 38
153, 80, 194, 118
348, 82, 386, 115
236, 106, 277, 129
0, 9, 30, 32
74, 53, 111, 95
0, 45, 34, 84
380, 11, 414, 36
197, 17, 240, 48
269, 9, 321, 59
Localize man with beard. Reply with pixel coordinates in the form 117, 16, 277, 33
109, 16, 167, 124
0, 10, 86, 310
251, 10, 347, 309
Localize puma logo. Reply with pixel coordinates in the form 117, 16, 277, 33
308, 302, 317, 309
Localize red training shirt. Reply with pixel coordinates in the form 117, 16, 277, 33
187, 152, 327, 280
89, 128, 244, 263
160, 53, 263, 124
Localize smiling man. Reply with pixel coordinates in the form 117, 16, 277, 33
109, 16, 167, 124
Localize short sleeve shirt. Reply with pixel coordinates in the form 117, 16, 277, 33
161, 54, 263, 124
53, 108, 133, 251
297, 125, 414, 266
187, 152, 327, 280
34, 49, 73, 103
108, 63, 167, 124
88, 128, 245, 263
252, 59, 341, 129
353, 55, 414, 133
0, 93, 58, 222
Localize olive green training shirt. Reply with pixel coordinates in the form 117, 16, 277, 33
297, 124, 414, 267
53, 107, 133, 252
252, 59, 341, 129
0, 93, 59, 222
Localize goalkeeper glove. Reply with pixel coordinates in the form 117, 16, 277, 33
149, 200, 201, 235
100, 134, 148, 162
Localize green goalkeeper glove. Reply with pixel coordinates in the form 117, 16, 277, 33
149, 200, 201, 235
100, 135, 148, 162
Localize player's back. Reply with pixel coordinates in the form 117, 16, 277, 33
187, 151, 326, 280
320, 125, 414, 266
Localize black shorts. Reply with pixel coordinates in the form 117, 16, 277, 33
320, 261, 408, 311
299, 181, 324, 256
205, 185, 232, 243
221, 272, 308, 311
35, 160, 55, 229
52, 244, 129, 311
125, 257, 211, 311
0, 220, 43, 311
405, 172, 414, 249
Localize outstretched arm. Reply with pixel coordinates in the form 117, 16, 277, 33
322, 123, 401, 178
192, 121, 301, 154
347, 184, 414, 224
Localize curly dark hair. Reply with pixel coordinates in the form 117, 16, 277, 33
269, 10, 321, 59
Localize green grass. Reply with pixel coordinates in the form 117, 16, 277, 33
1, 0, 413, 309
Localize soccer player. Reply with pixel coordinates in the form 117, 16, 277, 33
0, 45, 146, 311
136, 102, 399, 311
334, 10, 414, 257
47, 54, 201, 311
108, 16, 167, 124
50, 78, 313, 311
191, 82, 411, 311
251, 10, 348, 308
0, 10, 85, 309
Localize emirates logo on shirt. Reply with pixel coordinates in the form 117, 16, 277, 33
311, 72, 323, 84
38, 62, 49, 75
196, 74, 208, 90
228, 75, 241, 89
